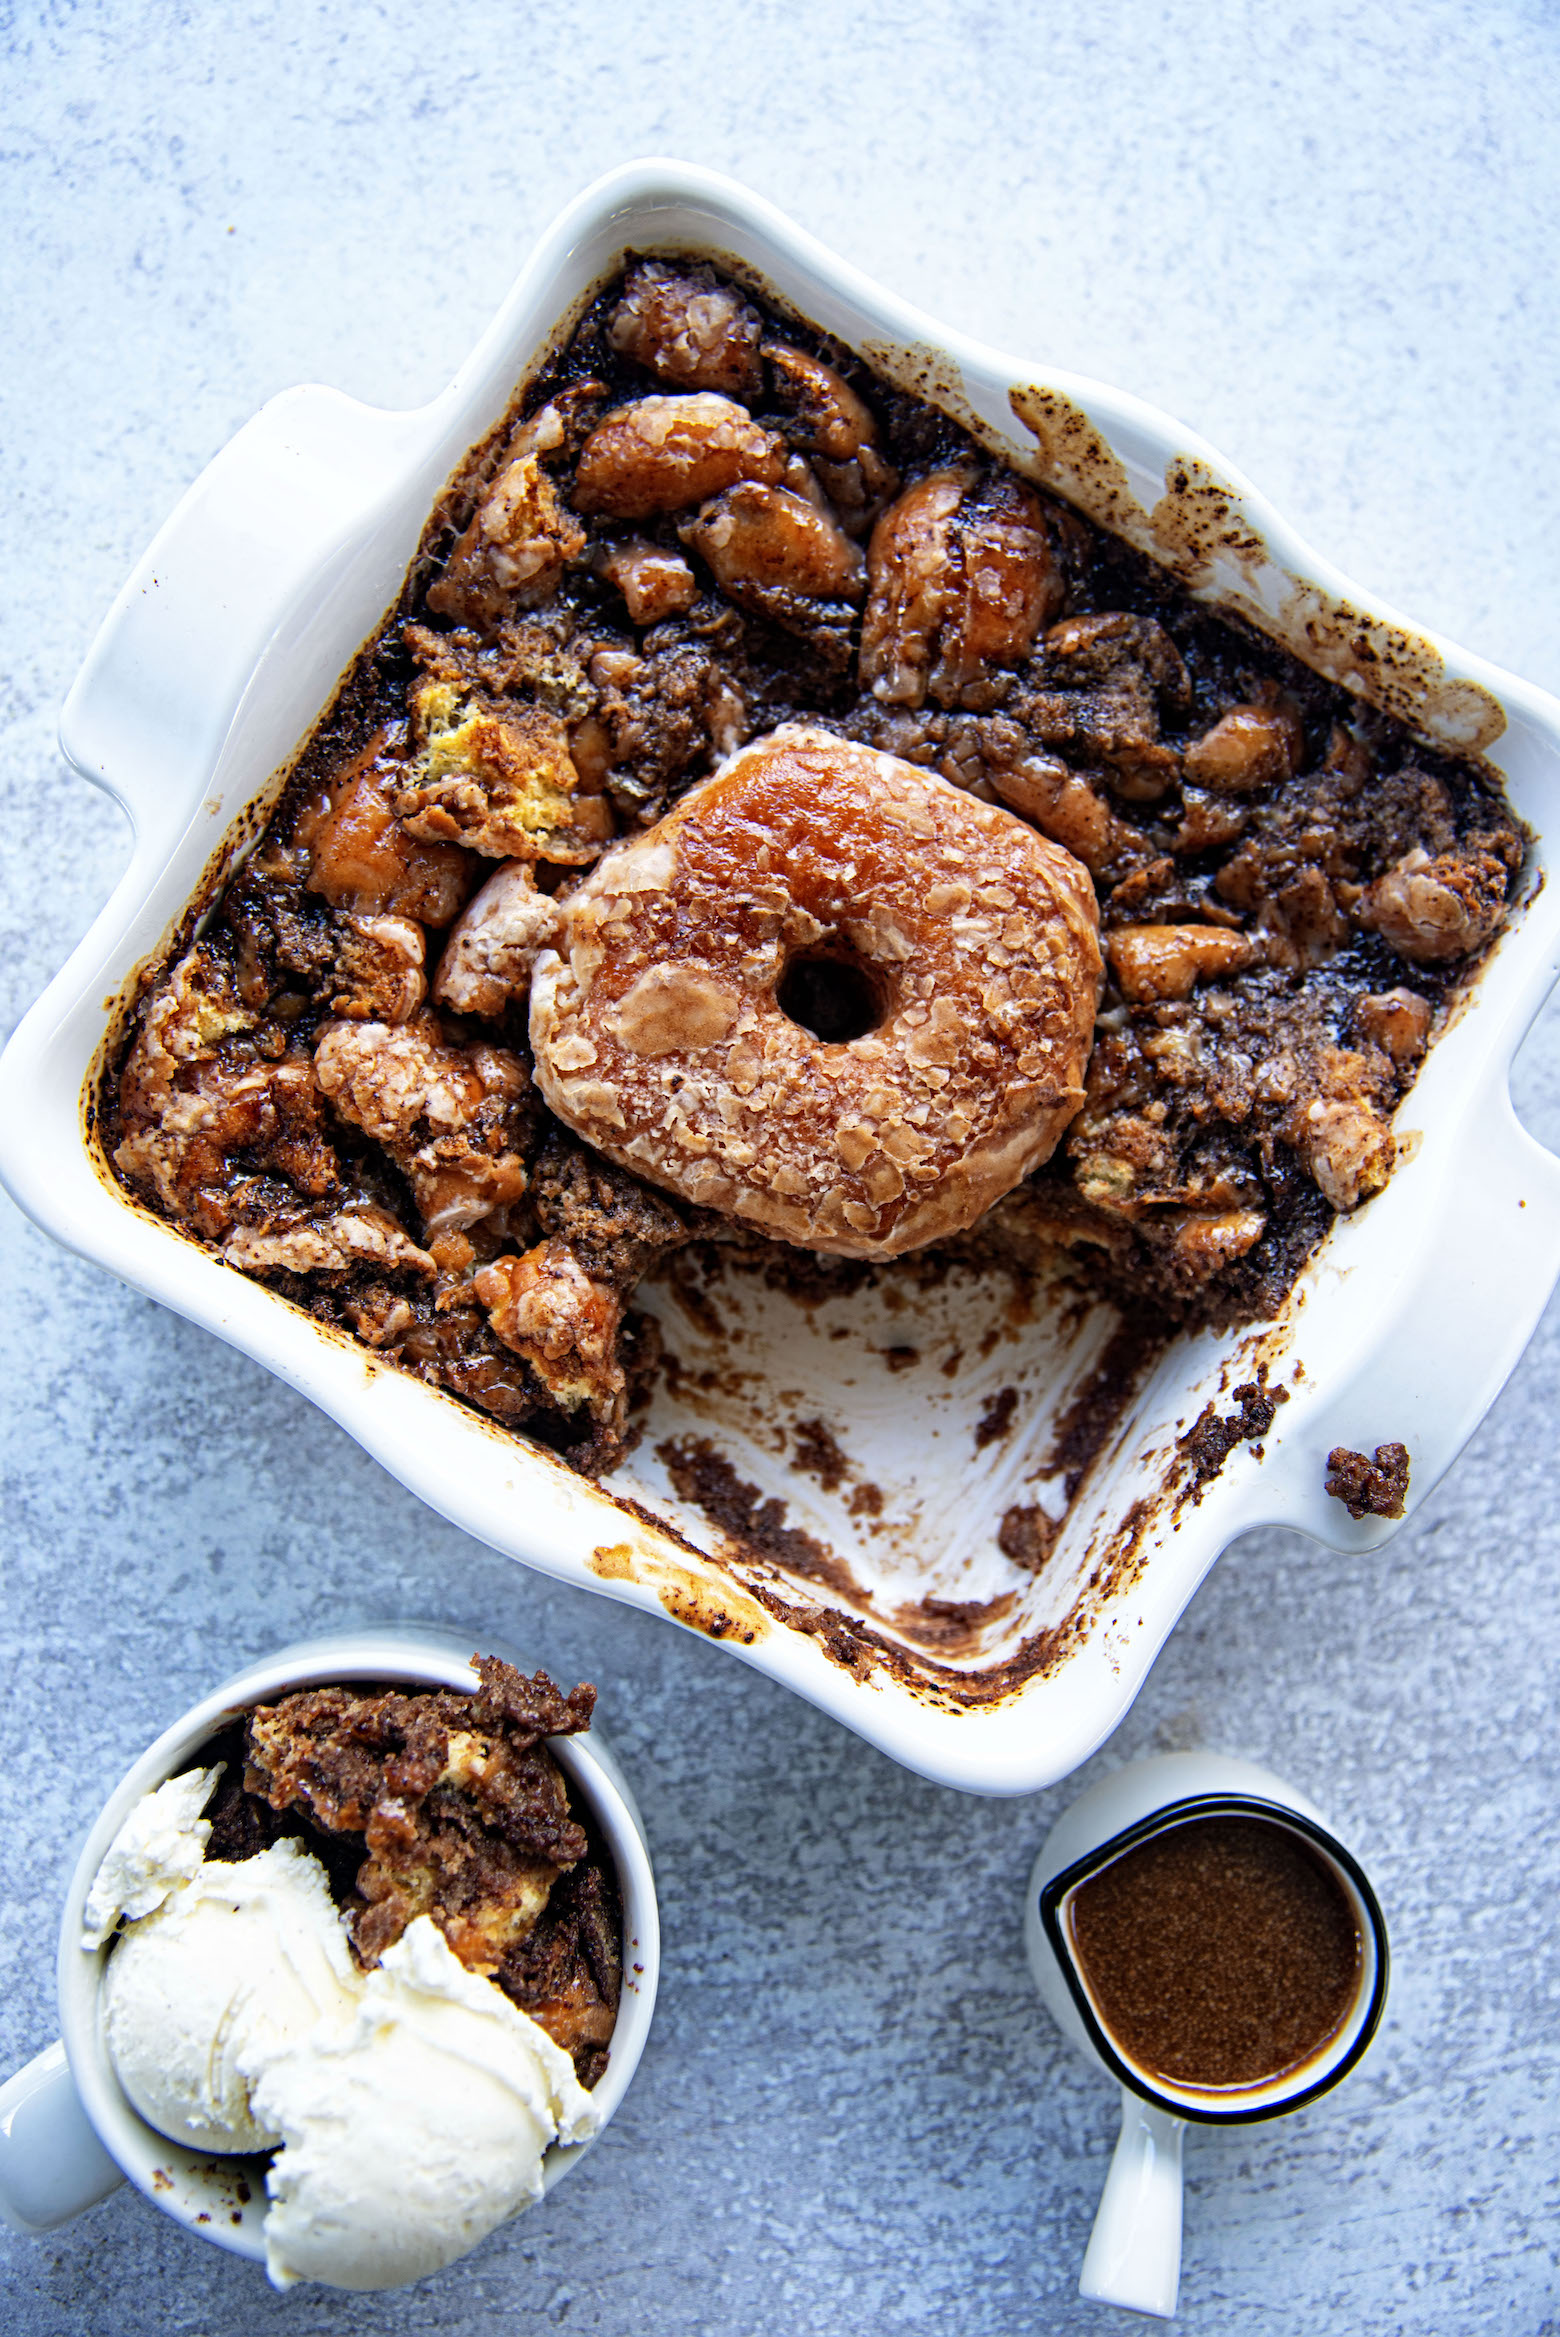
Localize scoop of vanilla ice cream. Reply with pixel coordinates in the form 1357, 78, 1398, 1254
103, 1835, 362, 2152
253, 1915, 599, 2292
82, 1765, 222, 1947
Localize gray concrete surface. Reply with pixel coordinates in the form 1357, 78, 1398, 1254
4, 3, 1560, 2328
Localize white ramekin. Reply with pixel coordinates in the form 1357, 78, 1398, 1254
0, 1627, 659, 2270
3, 161, 1558, 1795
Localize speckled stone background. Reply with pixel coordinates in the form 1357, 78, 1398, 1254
4, 3, 1560, 2329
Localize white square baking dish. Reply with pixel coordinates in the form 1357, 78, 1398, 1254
5, 160, 1560, 1795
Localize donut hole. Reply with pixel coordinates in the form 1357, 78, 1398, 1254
777, 944, 889, 1045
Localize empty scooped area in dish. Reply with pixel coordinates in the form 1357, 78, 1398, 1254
611, 1238, 1172, 1682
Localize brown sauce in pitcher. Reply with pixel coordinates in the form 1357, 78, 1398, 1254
1068, 1816, 1362, 2090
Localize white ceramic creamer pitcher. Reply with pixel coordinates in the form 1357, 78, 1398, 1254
1025, 1752, 1389, 2318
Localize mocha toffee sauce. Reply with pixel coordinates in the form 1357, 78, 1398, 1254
1067, 1816, 1362, 2091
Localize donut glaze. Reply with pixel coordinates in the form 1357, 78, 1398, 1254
529, 727, 1101, 1258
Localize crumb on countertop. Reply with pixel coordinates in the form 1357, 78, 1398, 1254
1324, 1440, 1410, 1519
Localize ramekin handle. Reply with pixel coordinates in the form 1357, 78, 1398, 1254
58, 384, 420, 849
1078, 2088, 1184, 2319
0, 2042, 123, 2233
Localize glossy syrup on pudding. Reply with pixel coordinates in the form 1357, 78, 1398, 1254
1067, 1815, 1362, 2091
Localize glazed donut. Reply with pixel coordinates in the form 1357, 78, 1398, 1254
528, 726, 1101, 1259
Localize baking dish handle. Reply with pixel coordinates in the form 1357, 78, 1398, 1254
1366, 1099, 1560, 1515
58, 385, 423, 848
1249, 1084, 1560, 1542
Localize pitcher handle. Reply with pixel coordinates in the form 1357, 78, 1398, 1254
1078, 2086, 1185, 2318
